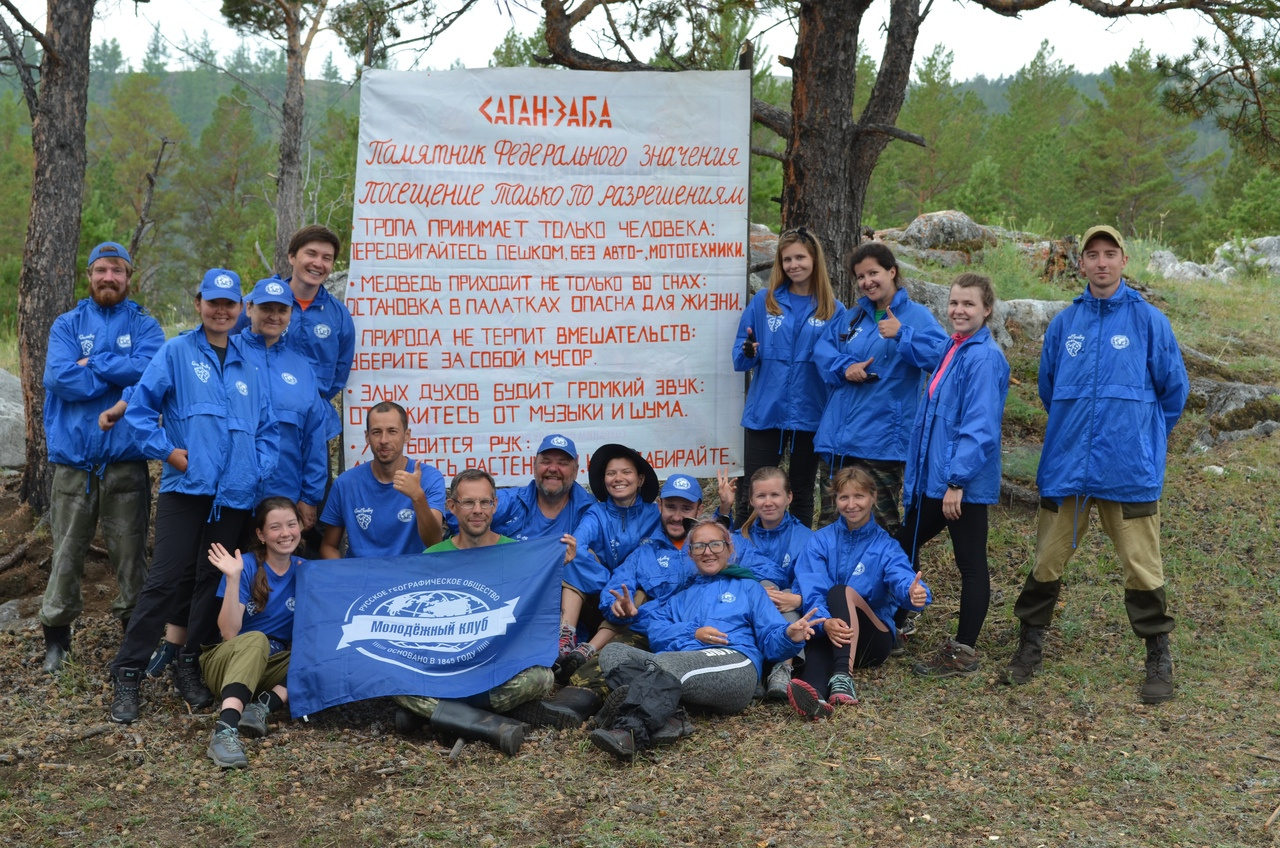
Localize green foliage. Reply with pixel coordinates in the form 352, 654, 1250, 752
305, 106, 359, 257
490, 26, 547, 68
0, 92, 32, 262
77, 157, 126, 289
952, 155, 1006, 224
141, 24, 169, 75
90, 39, 126, 76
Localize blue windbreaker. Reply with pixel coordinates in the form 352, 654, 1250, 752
123, 327, 279, 511
793, 518, 931, 637
599, 534, 697, 636
238, 329, 333, 507
1036, 280, 1188, 502
733, 286, 847, 432
813, 286, 948, 461
563, 500, 661, 594
445, 480, 596, 540
43, 298, 165, 469
645, 571, 804, 677
903, 326, 1010, 506
731, 512, 812, 590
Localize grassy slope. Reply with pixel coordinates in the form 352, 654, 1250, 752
2, 244, 1280, 847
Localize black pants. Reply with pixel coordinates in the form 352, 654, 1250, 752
735, 427, 819, 528
111, 492, 250, 673
798, 586, 894, 698
897, 496, 990, 649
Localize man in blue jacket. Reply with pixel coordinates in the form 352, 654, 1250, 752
1002, 225, 1189, 704
39, 242, 165, 673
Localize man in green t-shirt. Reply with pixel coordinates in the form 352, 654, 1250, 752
427, 468, 517, 552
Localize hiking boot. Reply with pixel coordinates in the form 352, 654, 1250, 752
1000, 623, 1045, 686
557, 624, 577, 658
787, 679, 833, 721
913, 639, 980, 678
207, 721, 249, 769
42, 624, 71, 674
110, 667, 142, 724
145, 640, 179, 679
554, 643, 596, 685
898, 610, 920, 637
172, 654, 214, 710
239, 700, 271, 739
765, 662, 793, 702
510, 686, 601, 729
1139, 634, 1174, 704
589, 727, 637, 761
649, 709, 695, 747
589, 685, 630, 731
826, 673, 858, 706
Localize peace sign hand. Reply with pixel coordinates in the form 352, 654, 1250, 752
609, 584, 639, 619
786, 607, 826, 643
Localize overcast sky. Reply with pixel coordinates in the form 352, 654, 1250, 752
15, 0, 1218, 83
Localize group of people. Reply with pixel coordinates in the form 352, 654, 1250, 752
37, 219, 1188, 767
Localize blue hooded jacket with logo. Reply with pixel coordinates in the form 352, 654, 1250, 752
1036, 280, 1188, 503
43, 298, 165, 469
644, 571, 804, 677
599, 533, 697, 636
793, 518, 931, 637
733, 286, 847, 432
813, 286, 948, 461
123, 327, 279, 511
564, 499, 661, 594
903, 325, 1010, 506
238, 329, 334, 507
731, 512, 812, 590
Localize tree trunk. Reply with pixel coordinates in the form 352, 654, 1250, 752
782, 0, 921, 305
18, 0, 95, 514
273, 3, 306, 275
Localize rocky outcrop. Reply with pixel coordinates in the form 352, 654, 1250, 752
0, 369, 24, 467
1186, 377, 1280, 445
903, 279, 1069, 346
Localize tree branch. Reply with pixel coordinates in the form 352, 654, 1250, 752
0, 12, 36, 118
859, 122, 927, 146
753, 97, 791, 137
162, 31, 283, 124
751, 145, 785, 161
0, 0, 56, 59
129, 138, 176, 261
973, 0, 1262, 16
601, 2, 640, 64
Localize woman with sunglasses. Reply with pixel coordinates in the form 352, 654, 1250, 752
731, 227, 846, 529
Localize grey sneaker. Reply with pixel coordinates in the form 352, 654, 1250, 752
826, 673, 858, 706
239, 700, 271, 739
765, 662, 792, 702
110, 668, 142, 724
913, 639, 980, 678
207, 721, 248, 769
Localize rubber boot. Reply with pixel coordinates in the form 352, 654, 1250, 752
429, 699, 526, 757
510, 686, 601, 729
42, 624, 71, 673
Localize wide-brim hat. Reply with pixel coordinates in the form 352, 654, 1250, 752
588, 443, 659, 503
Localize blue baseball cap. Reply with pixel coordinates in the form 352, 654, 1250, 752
198, 268, 242, 302
88, 241, 132, 268
660, 474, 702, 502
537, 434, 577, 458
248, 276, 293, 306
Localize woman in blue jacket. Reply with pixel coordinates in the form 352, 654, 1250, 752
730, 466, 813, 700
590, 518, 821, 759
813, 242, 947, 534
790, 466, 930, 717
557, 444, 660, 680
898, 274, 1010, 678
103, 269, 279, 724
732, 228, 845, 527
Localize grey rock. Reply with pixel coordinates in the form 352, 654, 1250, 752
1187, 377, 1280, 445
1203, 465, 1226, 476
0, 368, 24, 468
1147, 250, 1220, 283
0, 599, 19, 624
901, 211, 995, 251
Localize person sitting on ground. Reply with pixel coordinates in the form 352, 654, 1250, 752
789, 466, 931, 718
557, 444, 660, 678
720, 466, 814, 702
394, 469, 573, 756
588, 517, 822, 761
203, 498, 305, 769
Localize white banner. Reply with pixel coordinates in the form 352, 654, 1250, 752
344, 67, 750, 484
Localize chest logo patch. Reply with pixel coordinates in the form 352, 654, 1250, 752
1111, 334, 1130, 350
78, 334, 94, 356
192, 360, 211, 383
282, 372, 298, 385
852, 562, 866, 577
286, 596, 296, 612
657, 555, 670, 569
116, 334, 132, 348
355, 507, 374, 530
235, 380, 249, 396
719, 592, 736, 603
1065, 334, 1085, 357
767, 315, 783, 333
807, 317, 826, 327
314, 324, 332, 339
397, 508, 414, 523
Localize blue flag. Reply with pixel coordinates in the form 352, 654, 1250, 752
287, 536, 563, 717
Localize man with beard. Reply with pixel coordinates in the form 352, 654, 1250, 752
319, 401, 446, 558
39, 242, 165, 672
446, 434, 595, 541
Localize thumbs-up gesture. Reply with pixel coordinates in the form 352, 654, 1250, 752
909, 571, 928, 608
878, 305, 901, 339
741, 326, 757, 358
845, 357, 875, 382
393, 461, 425, 503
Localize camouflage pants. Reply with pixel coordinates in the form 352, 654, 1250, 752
40, 462, 150, 627
394, 665, 554, 719
817, 455, 904, 534
570, 628, 650, 697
